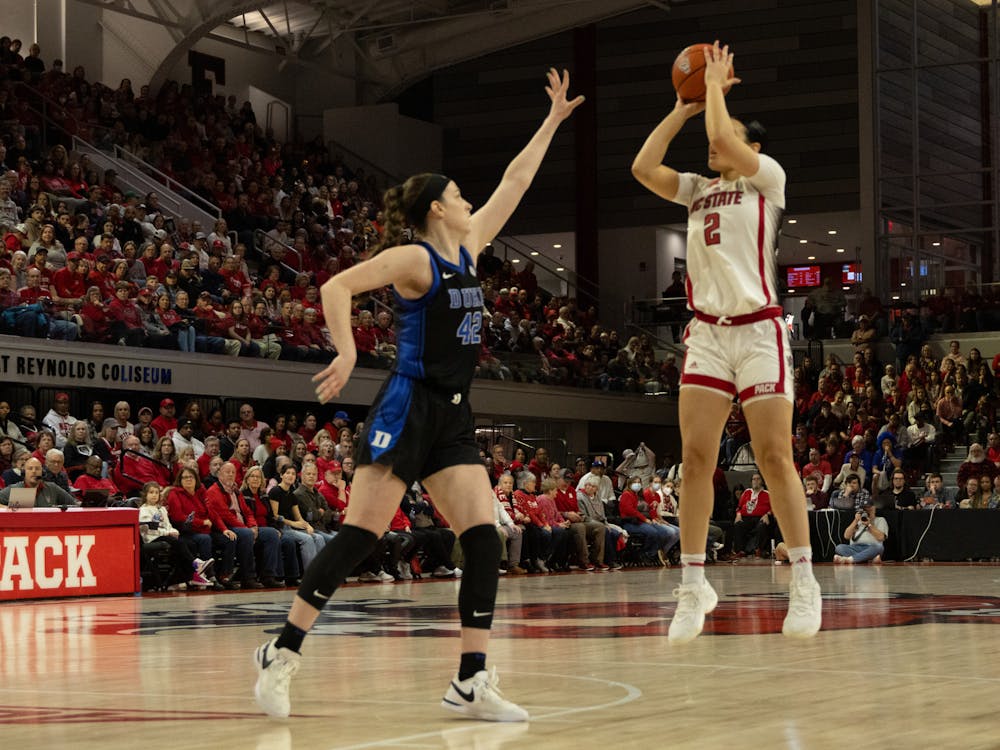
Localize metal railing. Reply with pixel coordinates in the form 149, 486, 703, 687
111, 144, 221, 222
326, 138, 402, 187
253, 228, 304, 278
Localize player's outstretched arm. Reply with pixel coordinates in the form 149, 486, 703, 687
313, 244, 431, 403
466, 68, 584, 255
631, 97, 704, 201
703, 41, 758, 177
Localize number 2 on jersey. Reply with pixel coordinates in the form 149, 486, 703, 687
457, 310, 482, 345
704, 212, 721, 246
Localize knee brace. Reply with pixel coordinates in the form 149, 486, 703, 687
298, 524, 379, 609
457, 524, 502, 630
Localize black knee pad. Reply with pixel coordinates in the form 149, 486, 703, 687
457, 524, 502, 630
298, 525, 378, 609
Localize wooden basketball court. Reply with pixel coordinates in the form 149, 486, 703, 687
2, 563, 999, 749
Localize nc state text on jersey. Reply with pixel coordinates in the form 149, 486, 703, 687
690, 190, 744, 213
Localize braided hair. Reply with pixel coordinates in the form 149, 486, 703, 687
374, 173, 439, 255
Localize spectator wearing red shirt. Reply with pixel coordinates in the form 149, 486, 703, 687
512, 471, 552, 573
112, 435, 163, 495
151, 398, 177, 439
164, 467, 224, 585
204, 462, 281, 588
300, 307, 332, 353
146, 243, 176, 282
988, 432, 1000, 467
527, 447, 551, 486
552, 469, 605, 567
72, 455, 120, 495
50, 252, 86, 307
80, 285, 112, 341
732, 473, 773, 557
353, 309, 381, 366
227, 437, 255, 486
534, 477, 572, 569
197, 436, 222, 479
107, 281, 145, 346
618, 475, 678, 563
315, 458, 349, 521
241, 465, 300, 585
801, 447, 833, 493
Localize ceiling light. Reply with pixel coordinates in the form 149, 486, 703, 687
555, 267, 565, 272
932, 242, 941, 247
828, 230, 837, 235
787, 289, 796, 293
530, 251, 538, 256
553, 244, 562, 249
807, 256, 816, 260
836, 248, 845, 253
511, 258, 520, 264
900, 282, 907, 287
799, 239, 808, 244
787, 219, 797, 224
892, 295, 900, 300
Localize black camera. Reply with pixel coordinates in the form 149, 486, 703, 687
860, 511, 869, 522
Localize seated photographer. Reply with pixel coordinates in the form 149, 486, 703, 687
833, 499, 887, 564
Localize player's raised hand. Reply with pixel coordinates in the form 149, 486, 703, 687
673, 94, 705, 119
703, 41, 741, 91
312, 356, 354, 403
545, 68, 585, 122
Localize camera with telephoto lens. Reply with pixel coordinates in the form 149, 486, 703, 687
860, 511, 869, 523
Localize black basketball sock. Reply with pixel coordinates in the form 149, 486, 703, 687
458, 651, 487, 681
275, 622, 308, 653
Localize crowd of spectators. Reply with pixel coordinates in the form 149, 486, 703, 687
0, 389, 714, 586
785, 333, 1000, 517
0, 35, 682, 395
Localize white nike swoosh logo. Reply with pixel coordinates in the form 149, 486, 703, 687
472, 610, 492, 617
313, 590, 330, 599
442, 272, 455, 279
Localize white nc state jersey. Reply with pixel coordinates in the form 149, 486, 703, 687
672, 154, 786, 318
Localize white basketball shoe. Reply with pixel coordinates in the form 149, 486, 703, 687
783, 576, 822, 638
668, 579, 719, 644
441, 667, 529, 722
253, 638, 301, 718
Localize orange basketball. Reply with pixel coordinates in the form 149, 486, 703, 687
671, 43, 734, 103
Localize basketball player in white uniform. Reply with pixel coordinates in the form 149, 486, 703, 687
632, 41, 821, 643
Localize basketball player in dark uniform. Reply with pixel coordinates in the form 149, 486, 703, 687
254, 68, 584, 722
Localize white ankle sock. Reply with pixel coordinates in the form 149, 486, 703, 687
787, 546, 813, 580
680, 553, 706, 584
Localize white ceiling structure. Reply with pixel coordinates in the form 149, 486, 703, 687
215, 0, 662, 98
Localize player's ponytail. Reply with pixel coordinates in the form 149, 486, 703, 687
373, 173, 451, 255
376, 183, 408, 254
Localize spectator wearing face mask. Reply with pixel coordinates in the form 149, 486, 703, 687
618, 474, 679, 565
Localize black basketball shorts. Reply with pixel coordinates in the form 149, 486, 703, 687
355, 373, 481, 486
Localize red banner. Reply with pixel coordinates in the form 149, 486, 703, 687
0, 509, 140, 600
